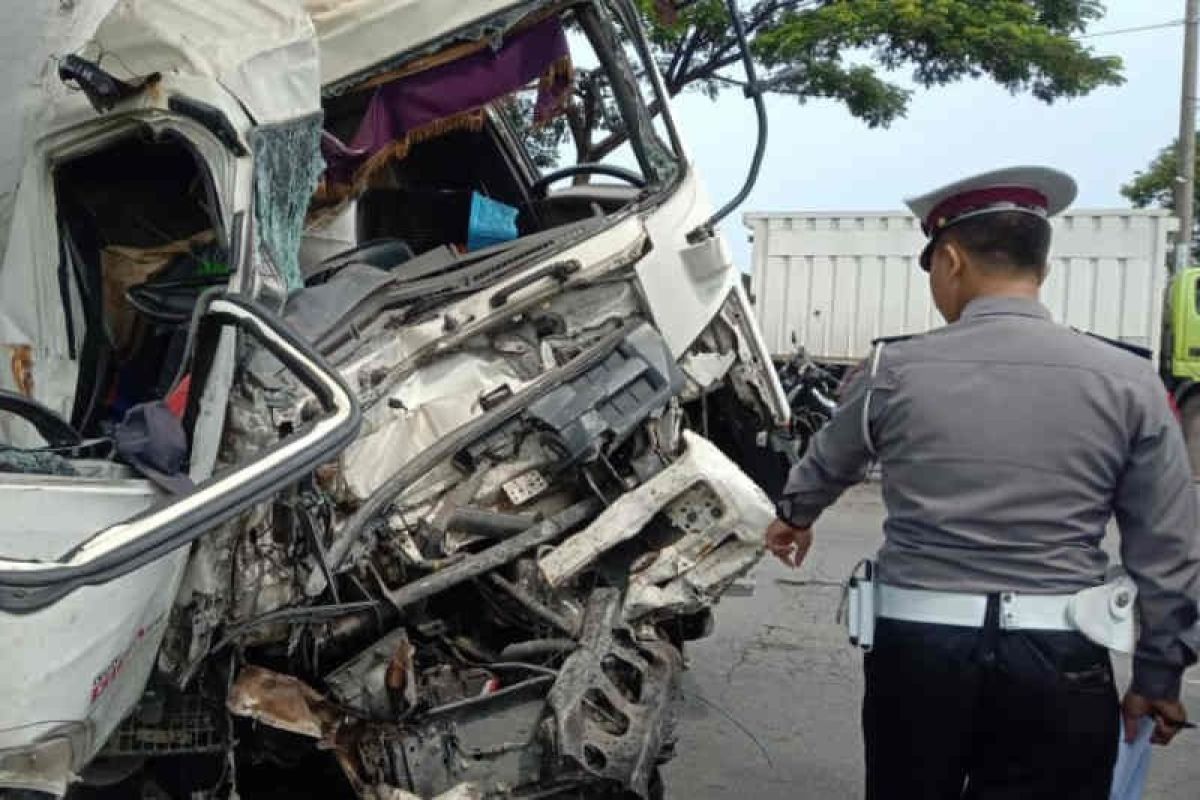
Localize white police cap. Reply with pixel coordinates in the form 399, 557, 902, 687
905, 166, 1077, 270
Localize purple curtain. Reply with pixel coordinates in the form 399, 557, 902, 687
324, 17, 571, 190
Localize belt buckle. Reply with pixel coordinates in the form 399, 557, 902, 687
999, 592, 1019, 631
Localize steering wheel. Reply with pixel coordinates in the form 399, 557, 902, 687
0, 390, 84, 449
530, 163, 646, 198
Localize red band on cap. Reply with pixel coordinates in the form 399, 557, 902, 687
924, 187, 1048, 233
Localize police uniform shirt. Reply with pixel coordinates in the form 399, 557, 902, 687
777, 295, 1200, 699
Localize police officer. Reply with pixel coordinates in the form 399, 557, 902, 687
764, 167, 1200, 799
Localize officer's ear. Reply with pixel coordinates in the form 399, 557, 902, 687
939, 240, 968, 281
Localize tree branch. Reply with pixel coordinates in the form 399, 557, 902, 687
586, 98, 664, 162
669, 25, 704, 93
666, 24, 692, 84
586, 1, 812, 161
680, 51, 744, 86
675, 0, 794, 92
567, 73, 603, 170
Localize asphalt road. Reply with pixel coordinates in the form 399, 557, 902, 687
662, 483, 1200, 799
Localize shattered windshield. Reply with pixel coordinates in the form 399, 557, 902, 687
496, 1, 681, 186
311, 1, 679, 281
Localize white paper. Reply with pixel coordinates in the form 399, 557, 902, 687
1110, 716, 1153, 800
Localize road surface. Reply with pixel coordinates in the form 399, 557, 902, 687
663, 483, 1200, 799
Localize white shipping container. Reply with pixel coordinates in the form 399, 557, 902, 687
745, 209, 1178, 363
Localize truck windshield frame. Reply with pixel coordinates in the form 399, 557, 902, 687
568, 0, 682, 188
325, 0, 683, 196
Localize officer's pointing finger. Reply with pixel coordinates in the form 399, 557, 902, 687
791, 536, 811, 568
769, 544, 794, 567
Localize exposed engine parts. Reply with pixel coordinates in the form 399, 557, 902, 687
101, 278, 776, 799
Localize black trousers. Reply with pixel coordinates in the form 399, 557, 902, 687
863, 602, 1119, 800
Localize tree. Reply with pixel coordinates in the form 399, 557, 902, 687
546, 1, 1124, 167
1121, 136, 1199, 211
1122, 136, 1200, 255
498, 95, 570, 169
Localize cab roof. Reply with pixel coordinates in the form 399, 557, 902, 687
305, 0, 551, 92
91, 0, 321, 123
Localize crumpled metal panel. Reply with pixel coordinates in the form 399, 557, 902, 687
363, 676, 554, 797
547, 588, 681, 799
93, 0, 322, 122
623, 538, 762, 622
325, 626, 417, 719
374, 784, 482, 800
340, 350, 526, 502
309, 0, 545, 92
539, 281, 640, 340
226, 665, 341, 740
538, 431, 771, 615
0, 473, 184, 791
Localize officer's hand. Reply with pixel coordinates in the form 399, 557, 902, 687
764, 519, 812, 569
1121, 691, 1190, 746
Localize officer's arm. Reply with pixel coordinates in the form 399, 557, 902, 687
776, 357, 878, 527
1114, 381, 1200, 701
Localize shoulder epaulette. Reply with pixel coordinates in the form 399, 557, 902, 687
1077, 330, 1153, 361
871, 334, 915, 346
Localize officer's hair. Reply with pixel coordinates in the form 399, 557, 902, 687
943, 211, 1051, 277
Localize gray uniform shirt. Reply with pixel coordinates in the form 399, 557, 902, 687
779, 295, 1200, 698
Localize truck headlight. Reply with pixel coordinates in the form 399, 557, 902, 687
0, 735, 76, 796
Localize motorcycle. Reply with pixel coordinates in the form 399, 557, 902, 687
777, 345, 841, 454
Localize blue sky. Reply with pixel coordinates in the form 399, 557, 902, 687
665, 0, 1181, 267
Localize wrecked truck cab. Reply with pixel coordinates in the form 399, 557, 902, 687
0, 295, 360, 795
207, 4, 783, 797
0, 1, 361, 795
2, 1, 789, 798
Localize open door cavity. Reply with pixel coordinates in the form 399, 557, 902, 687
52, 127, 229, 440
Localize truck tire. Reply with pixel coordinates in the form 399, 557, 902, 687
1181, 394, 1200, 480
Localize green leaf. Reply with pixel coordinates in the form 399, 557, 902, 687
651, 0, 1123, 125
508, 2, 1124, 169
1121, 136, 1196, 212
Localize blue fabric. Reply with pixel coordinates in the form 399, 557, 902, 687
1110, 717, 1153, 800
467, 192, 518, 251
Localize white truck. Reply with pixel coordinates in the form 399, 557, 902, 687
746, 208, 1177, 364
0, 2, 787, 798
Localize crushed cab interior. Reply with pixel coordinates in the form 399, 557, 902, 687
52, 128, 228, 440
